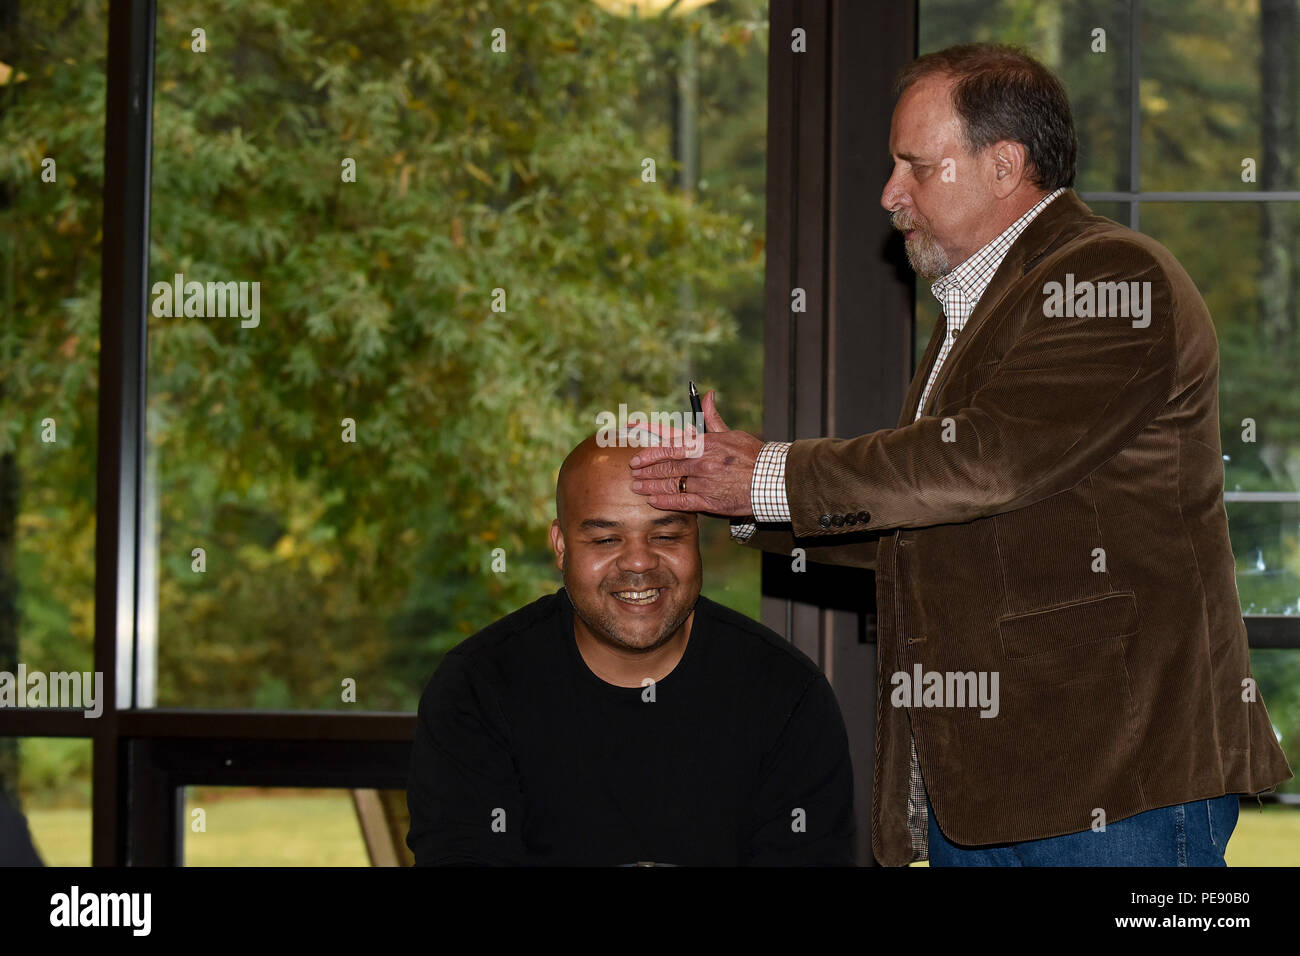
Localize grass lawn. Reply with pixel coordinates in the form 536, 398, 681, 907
25, 806, 92, 867
25, 788, 371, 867
23, 793, 1300, 867
182, 789, 371, 866
1225, 804, 1300, 866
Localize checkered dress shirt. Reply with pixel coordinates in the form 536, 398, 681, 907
731, 188, 1065, 861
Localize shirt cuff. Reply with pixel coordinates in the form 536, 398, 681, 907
751, 441, 792, 523
729, 520, 757, 542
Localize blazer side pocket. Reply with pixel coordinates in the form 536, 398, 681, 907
997, 590, 1139, 660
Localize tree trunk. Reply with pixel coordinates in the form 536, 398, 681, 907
1258, 0, 1298, 491
1260, 0, 1297, 354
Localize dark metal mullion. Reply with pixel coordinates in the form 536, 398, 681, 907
1080, 191, 1300, 202
125, 739, 180, 866
787, 1, 829, 671
1129, 0, 1141, 231
786, 2, 800, 449
784, 0, 803, 644
0, 709, 98, 737
825, 0, 918, 866
1245, 618, 1300, 649
95, 0, 156, 867
116, 709, 418, 740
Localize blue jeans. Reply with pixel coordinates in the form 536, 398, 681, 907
926, 793, 1240, 866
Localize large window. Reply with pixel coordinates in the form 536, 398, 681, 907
3, 0, 1293, 869
142, 0, 767, 712
0, 0, 769, 864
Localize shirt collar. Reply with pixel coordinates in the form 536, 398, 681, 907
930, 187, 1066, 310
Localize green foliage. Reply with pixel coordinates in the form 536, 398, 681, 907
5, 0, 1295, 806
0, 0, 107, 684
17, 737, 92, 808
1, 0, 769, 712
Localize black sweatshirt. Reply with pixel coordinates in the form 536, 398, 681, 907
406, 588, 854, 865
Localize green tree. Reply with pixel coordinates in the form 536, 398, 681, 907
1, 0, 769, 732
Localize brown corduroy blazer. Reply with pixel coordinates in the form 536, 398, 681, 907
740, 190, 1293, 866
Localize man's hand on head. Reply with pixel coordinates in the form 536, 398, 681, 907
628, 389, 762, 517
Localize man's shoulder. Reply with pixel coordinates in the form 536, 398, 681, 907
1049, 205, 1192, 289
430, 589, 565, 688
696, 595, 826, 688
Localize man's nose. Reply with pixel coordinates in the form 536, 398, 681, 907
617, 538, 659, 572
881, 170, 907, 214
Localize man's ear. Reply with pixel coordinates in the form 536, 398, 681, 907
549, 519, 565, 571
989, 139, 1028, 198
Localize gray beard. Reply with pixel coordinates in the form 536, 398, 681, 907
905, 232, 952, 279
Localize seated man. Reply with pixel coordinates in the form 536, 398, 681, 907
405, 431, 855, 865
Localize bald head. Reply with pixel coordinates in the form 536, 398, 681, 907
556, 432, 666, 530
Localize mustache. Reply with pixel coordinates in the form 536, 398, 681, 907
891, 210, 924, 233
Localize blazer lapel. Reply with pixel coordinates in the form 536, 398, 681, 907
916, 190, 1094, 419
898, 314, 948, 426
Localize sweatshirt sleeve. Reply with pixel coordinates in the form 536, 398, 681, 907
405, 649, 526, 865
747, 674, 856, 866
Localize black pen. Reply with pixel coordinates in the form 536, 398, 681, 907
689, 380, 706, 433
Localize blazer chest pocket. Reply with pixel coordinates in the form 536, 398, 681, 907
997, 591, 1139, 660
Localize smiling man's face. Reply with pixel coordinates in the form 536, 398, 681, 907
551, 436, 701, 654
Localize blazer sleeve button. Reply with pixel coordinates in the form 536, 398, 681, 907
858, 511, 870, 523
845, 513, 857, 526
819, 514, 832, 528
831, 514, 845, 527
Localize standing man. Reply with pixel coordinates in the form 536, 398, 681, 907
628, 43, 1292, 866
